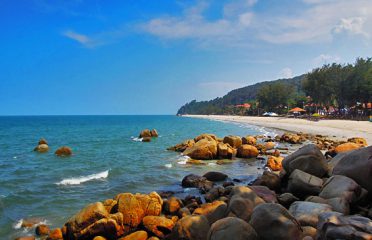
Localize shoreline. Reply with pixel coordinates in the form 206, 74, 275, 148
183, 115, 372, 144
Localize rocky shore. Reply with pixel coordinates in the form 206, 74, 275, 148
17, 132, 372, 240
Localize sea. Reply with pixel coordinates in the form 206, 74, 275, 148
0, 115, 276, 238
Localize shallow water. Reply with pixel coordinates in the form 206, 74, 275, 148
0, 115, 275, 238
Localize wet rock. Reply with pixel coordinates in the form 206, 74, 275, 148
236, 144, 259, 158
150, 129, 159, 137
282, 144, 328, 177
266, 156, 284, 171
181, 174, 214, 192
119, 230, 147, 240
278, 193, 299, 208
319, 175, 361, 203
332, 146, 372, 194
252, 171, 281, 192
183, 139, 218, 160
223, 135, 242, 148
194, 133, 217, 142
47, 228, 63, 240
265, 142, 276, 150
139, 129, 152, 138
169, 215, 210, 240
289, 201, 332, 227
347, 137, 367, 147
34, 143, 49, 153
55, 146, 72, 156
21, 218, 44, 228
217, 142, 236, 159
38, 138, 48, 145
287, 169, 323, 197
35, 224, 50, 236
242, 136, 256, 145
167, 139, 195, 152
203, 172, 228, 182
204, 187, 222, 203
102, 199, 117, 214
142, 137, 151, 142
250, 186, 277, 203
164, 197, 183, 215
335, 142, 362, 154
193, 201, 227, 225
207, 217, 258, 240
249, 203, 301, 240
142, 216, 175, 238
281, 133, 302, 144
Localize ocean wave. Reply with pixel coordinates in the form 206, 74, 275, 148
131, 137, 143, 142
56, 170, 109, 185
177, 155, 190, 165
164, 163, 172, 168
13, 219, 48, 229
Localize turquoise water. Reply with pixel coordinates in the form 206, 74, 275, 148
0, 115, 267, 238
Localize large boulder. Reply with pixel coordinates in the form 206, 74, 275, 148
55, 146, 72, 156
194, 134, 217, 142
335, 142, 361, 153
332, 146, 372, 193
183, 139, 218, 160
282, 144, 328, 177
203, 172, 228, 182
226, 186, 264, 222
317, 212, 372, 240
217, 143, 236, 159
289, 201, 332, 227
119, 230, 148, 240
115, 192, 162, 233
236, 145, 259, 158
252, 171, 281, 192
207, 217, 258, 240
142, 216, 174, 238
278, 193, 299, 208
249, 203, 302, 240
164, 197, 183, 215
36, 224, 50, 236
167, 139, 195, 152
34, 144, 49, 153
319, 175, 361, 203
249, 186, 277, 203
150, 129, 159, 137
48, 228, 63, 240
223, 136, 242, 148
169, 215, 210, 240
182, 174, 214, 192
266, 156, 284, 171
287, 169, 323, 197
242, 136, 256, 145
193, 201, 227, 225
139, 129, 152, 138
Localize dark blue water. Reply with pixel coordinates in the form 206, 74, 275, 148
0, 115, 267, 238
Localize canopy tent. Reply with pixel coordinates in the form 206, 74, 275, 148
289, 107, 306, 113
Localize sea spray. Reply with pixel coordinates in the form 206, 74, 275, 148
56, 170, 109, 185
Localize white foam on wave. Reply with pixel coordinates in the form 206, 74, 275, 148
177, 155, 190, 165
208, 162, 217, 166
131, 137, 143, 142
13, 219, 48, 229
56, 170, 109, 185
164, 163, 172, 168
13, 156, 17, 159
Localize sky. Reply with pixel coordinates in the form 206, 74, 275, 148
0, 0, 371, 115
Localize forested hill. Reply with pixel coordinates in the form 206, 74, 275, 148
177, 75, 305, 115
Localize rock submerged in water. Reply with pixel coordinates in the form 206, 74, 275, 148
183, 139, 218, 160
34, 138, 49, 153
55, 146, 72, 156
236, 144, 259, 158
139, 129, 159, 138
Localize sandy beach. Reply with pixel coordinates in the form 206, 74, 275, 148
185, 115, 372, 144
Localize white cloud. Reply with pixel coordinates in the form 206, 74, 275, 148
333, 17, 368, 37
278, 68, 293, 79
312, 54, 341, 66
62, 30, 92, 46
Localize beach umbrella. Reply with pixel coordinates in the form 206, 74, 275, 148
289, 107, 306, 113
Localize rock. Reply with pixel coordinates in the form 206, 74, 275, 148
266, 156, 284, 171
148, 237, 160, 240
15, 237, 35, 240
227, 186, 264, 222
217, 142, 236, 159
119, 230, 148, 240
77, 216, 123, 240
193, 201, 227, 224
116, 192, 162, 233
169, 215, 210, 240
203, 172, 228, 182
164, 197, 183, 214
348, 137, 367, 147
187, 159, 207, 165
300, 226, 317, 239
289, 201, 332, 227
278, 193, 299, 208
47, 228, 63, 240
36, 224, 50, 236
102, 199, 117, 214
139, 129, 152, 138
142, 216, 174, 238
332, 146, 372, 194
335, 142, 361, 153
281, 133, 302, 144
242, 136, 256, 145
34, 143, 49, 153
252, 171, 281, 192
249, 203, 301, 240
236, 144, 259, 158
93, 237, 107, 240
282, 144, 328, 177
265, 142, 276, 150
305, 196, 328, 204
178, 207, 191, 218
223, 135, 242, 148
250, 186, 277, 203
150, 129, 159, 137
319, 175, 361, 203
142, 137, 151, 142
183, 139, 218, 160
204, 187, 222, 203
194, 133, 217, 142
207, 217, 258, 240
287, 169, 323, 197
167, 139, 195, 152
21, 217, 44, 228
55, 146, 72, 156
38, 138, 48, 145
317, 213, 372, 240
327, 197, 350, 215
181, 174, 214, 192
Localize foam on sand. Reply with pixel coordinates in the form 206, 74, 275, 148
56, 170, 109, 185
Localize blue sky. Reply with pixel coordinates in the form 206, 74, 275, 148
0, 0, 371, 115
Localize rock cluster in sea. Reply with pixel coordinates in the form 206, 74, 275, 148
33, 138, 72, 157
139, 129, 159, 142
18, 133, 372, 240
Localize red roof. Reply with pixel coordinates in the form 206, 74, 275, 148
235, 103, 251, 108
